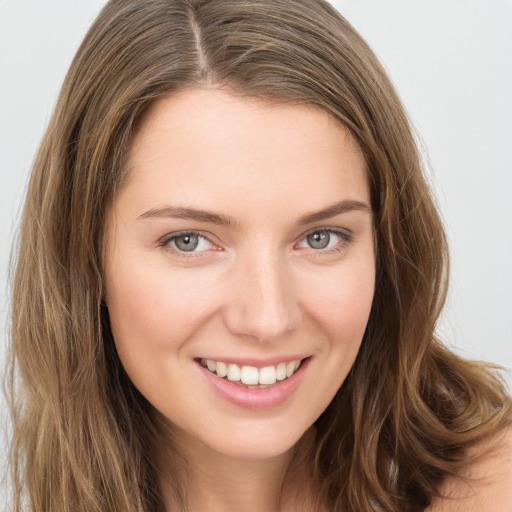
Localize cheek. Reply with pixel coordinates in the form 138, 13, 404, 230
289, 260, 375, 423
105, 258, 221, 364
301, 260, 375, 342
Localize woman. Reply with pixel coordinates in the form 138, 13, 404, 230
6, 0, 512, 511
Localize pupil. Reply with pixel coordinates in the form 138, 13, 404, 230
307, 231, 329, 249
175, 234, 199, 251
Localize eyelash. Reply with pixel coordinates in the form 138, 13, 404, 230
158, 227, 353, 258
158, 230, 216, 258
296, 227, 353, 256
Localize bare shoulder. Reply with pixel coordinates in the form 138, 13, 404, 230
426, 427, 512, 511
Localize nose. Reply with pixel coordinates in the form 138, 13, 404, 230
223, 249, 300, 342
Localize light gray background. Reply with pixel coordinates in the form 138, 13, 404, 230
1, 0, 511, 501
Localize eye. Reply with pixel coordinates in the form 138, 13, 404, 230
297, 228, 351, 251
164, 232, 215, 253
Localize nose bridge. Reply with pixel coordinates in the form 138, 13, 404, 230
224, 245, 299, 341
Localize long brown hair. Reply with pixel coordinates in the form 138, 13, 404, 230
7, 1, 511, 511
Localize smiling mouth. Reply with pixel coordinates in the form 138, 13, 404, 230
198, 358, 306, 388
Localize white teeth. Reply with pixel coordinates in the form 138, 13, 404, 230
276, 363, 287, 381
259, 366, 277, 385
203, 358, 304, 385
216, 361, 227, 378
227, 363, 241, 381
241, 366, 259, 385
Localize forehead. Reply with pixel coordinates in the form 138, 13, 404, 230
120, 88, 369, 218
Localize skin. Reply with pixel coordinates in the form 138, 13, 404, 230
104, 88, 375, 511
427, 428, 512, 512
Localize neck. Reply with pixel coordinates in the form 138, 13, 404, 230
156, 427, 318, 512
187, 451, 289, 512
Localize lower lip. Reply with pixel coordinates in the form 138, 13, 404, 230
198, 358, 310, 410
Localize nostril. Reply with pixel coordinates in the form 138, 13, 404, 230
221, 258, 300, 340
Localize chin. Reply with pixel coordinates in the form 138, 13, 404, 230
219, 430, 304, 461
169, 414, 313, 463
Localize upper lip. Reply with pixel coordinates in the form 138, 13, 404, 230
196, 355, 310, 368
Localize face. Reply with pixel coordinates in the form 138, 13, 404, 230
104, 89, 375, 462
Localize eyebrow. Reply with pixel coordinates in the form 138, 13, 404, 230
297, 199, 372, 225
137, 199, 372, 226
138, 205, 235, 225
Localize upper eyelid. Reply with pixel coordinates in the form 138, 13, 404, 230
159, 229, 213, 244
301, 226, 351, 235
160, 226, 351, 240
296, 226, 353, 242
